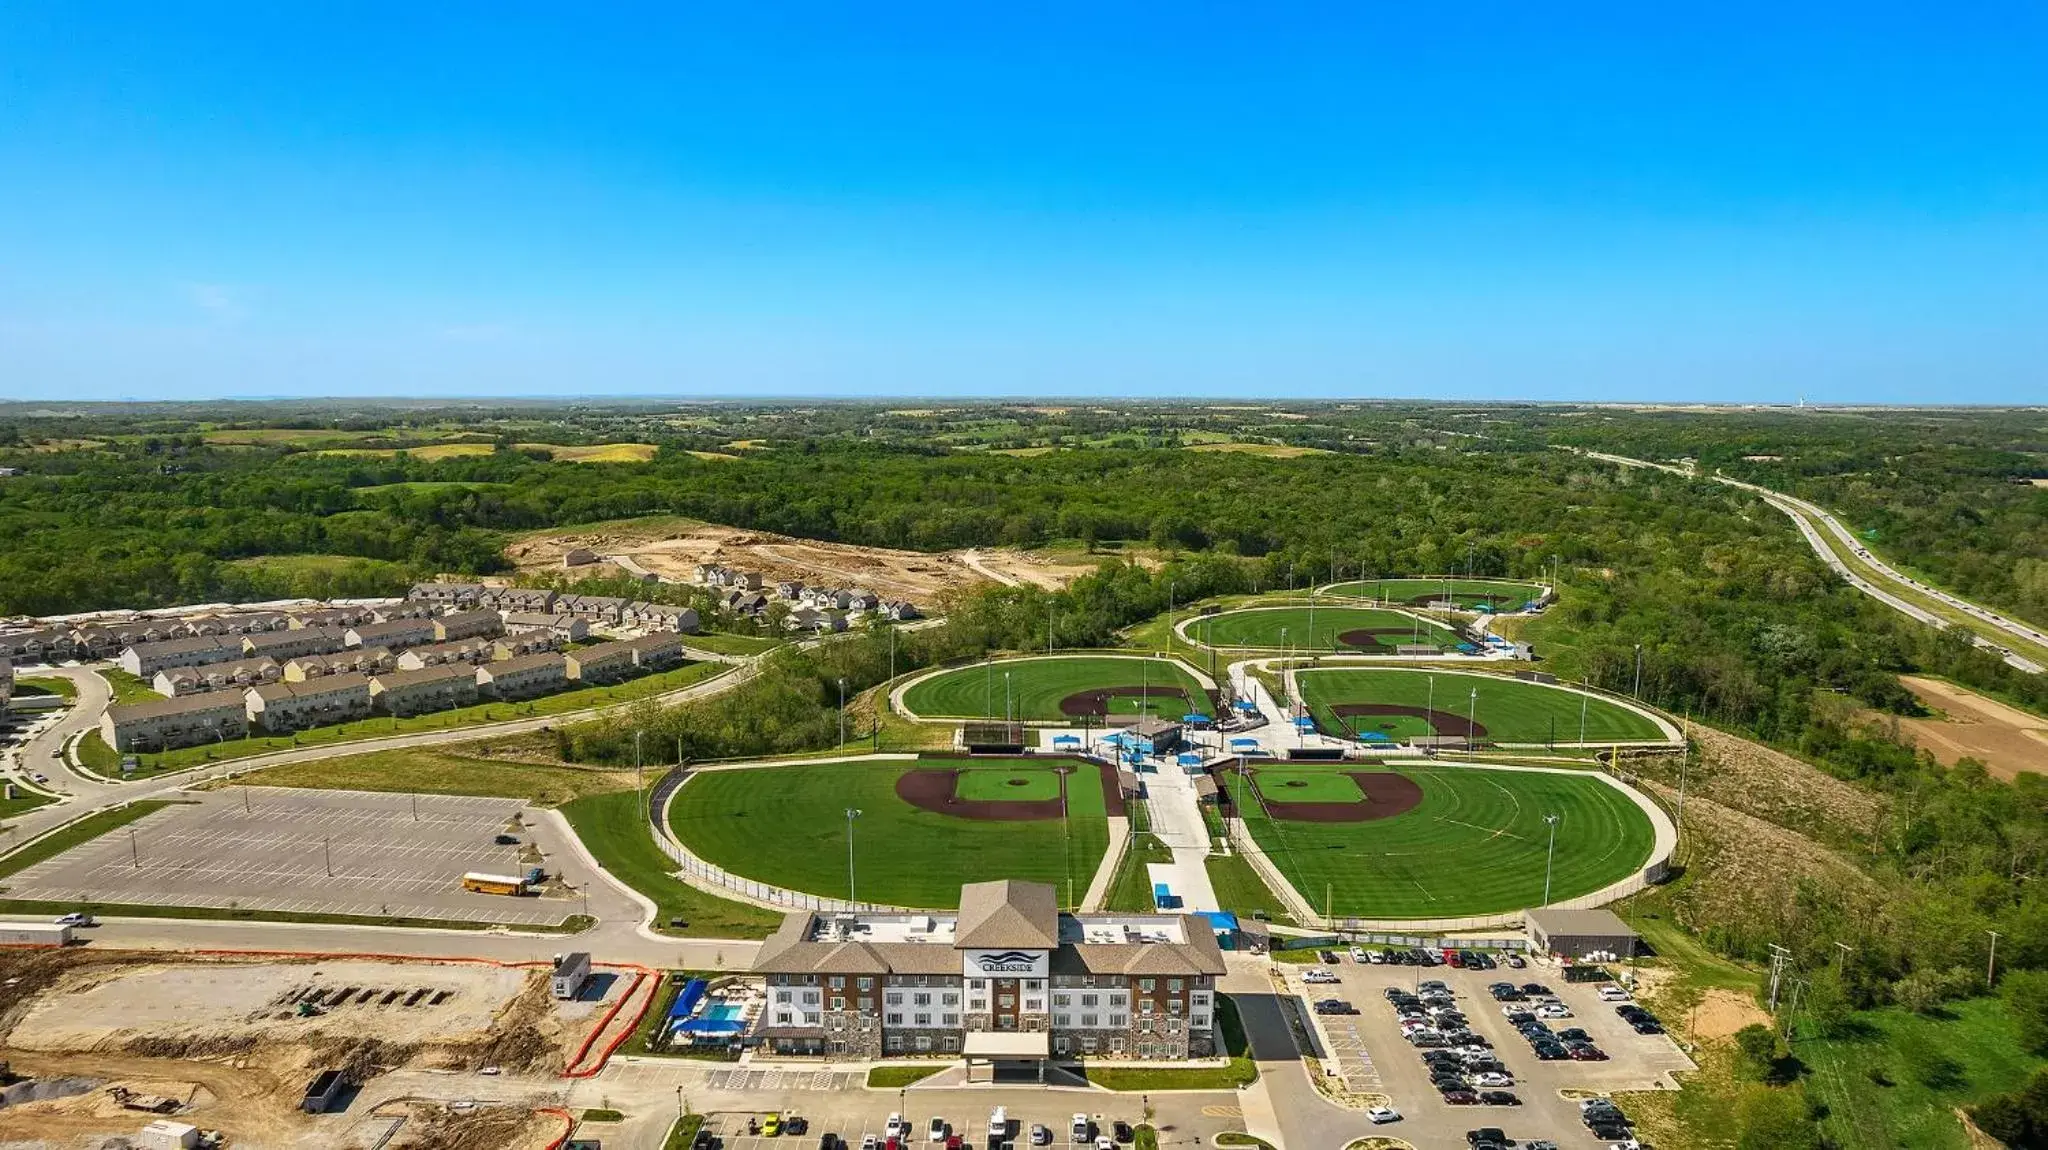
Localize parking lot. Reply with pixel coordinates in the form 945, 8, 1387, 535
1284, 948, 1693, 1147
698, 1104, 1174, 1150
1, 786, 580, 926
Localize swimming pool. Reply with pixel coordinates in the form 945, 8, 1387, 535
701, 1002, 745, 1022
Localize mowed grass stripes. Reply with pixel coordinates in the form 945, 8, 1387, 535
1324, 578, 1545, 609
1184, 606, 1458, 650
1229, 765, 1654, 919
669, 758, 1108, 909
1297, 668, 1669, 744
900, 655, 1212, 722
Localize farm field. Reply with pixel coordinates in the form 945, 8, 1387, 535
1182, 604, 1458, 652
1296, 667, 1672, 744
1323, 577, 1546, 611
899, 655, 1212, 723
669, 756, 1110, 908
1228, 763, 1655, 918
514, 442, 659, 463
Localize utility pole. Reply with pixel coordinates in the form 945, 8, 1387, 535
1542, 813, 1561, 905
1426, 675, 1436, 749
844, 809, 862, 906
1766, 944, 1793, 1011
1167, 581, 1175, 657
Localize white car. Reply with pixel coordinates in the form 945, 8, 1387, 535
54, 912, 92, 927
1366, 949, 1385, 964
1349, 947, 1370, 962
1365, 1106, 1401, 1124
1598, 986, 1631, 1001
1072, 1114, 1091, 1141
1536, 1003, 1573, 1018
1302, 969, 1339, 984
1096, 1140, 1114, 1150
930, 1118, 947, 1142
1475, 1072, 1514, 1088
886, 1114, 905, 1138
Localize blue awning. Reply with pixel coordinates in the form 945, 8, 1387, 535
667, 978, 708, 1021
1052, 735, 1081, 746
1182, 712, 1209, 725
1234, 700, 1257, 713
1294, 716, 1317, 728
1229, 737, 1260, 749
1176, 752, 1203, 765
1199, 911, 1240, 932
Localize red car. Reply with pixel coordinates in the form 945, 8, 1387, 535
1567, 1045, 1609, 1061
947, 1139, 963, 1150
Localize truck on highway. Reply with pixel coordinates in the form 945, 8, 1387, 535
460, 872, 529, 897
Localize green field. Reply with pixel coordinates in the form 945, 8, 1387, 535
1296, 668, 1671, 744
1182, 605, 1459, 652
899, 656, 1212, 723
1251, 769, 1365, 803
1322, 577, 1546, 611
1230, 764, 1654, 918
1801, 997, 2045, 1150
953, 767, 1063, 801
669, 756, 1109, 908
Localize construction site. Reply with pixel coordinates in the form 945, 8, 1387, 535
0, 947, 652, 1150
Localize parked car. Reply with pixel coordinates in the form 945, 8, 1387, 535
1318, 950, 1340, 963
1029, 1126, 1052, 1146
930, 1118, 948, 1143
1313, 999, 1357, 1015
1112, 1122, 1133, 1144
1441, 1089, 1480, 1105
1474, 1072, 1514, 1088
1632, 1019, 1666, 1035
1478, 1092, 1521, 1107
1504, 954, 1527, 968
787, 1119, 811, 1136
1071, 1115, 1091, 1143
1365, 1106, 1401, 1125
1302, 969, 1339, 984
1521, 983, 1552, 996
1365, 949, 1385, 964
763, 1115, 782, 1138
1466, 1126, 1508, 1146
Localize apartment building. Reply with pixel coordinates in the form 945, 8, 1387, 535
484, 586, 558, 614
503, 612, 590, 642
368, 665, 479, 717
625, 632, 687, 669
475, 652, 568, 699
395, 638, 497, 670
0, 627, 77, 663
345, 618, 438, 652
490, 632, 561, 660
433, 609, 504, 643
243, 627, 348, 662
634, 603, 700, 634
564, 641, 636, 684
152, 656, 282, 697
282, 647, 393, 681
245, 677, 373, 734
287, 605, 377, 630
117, 636, 244, 678
100, 689, 249, 752
752, 881, 1225, 1073
407, 582, 486, 608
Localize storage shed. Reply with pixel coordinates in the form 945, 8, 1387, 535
1524, 907, 1640, 960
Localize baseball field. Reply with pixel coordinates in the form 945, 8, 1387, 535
1225, 762, 1655, 918
898, 654, 1213, 723
1182, 605, 1460, 652
1323, 577, 1545, 611
1295, 667, 1672, 745
668, 756, 1111, 908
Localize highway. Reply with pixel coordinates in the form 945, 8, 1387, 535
1581, 450, 2045, 675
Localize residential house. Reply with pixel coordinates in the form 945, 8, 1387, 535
118, 636, 244, 678
625, 633, 688, 670
785, 607, 846, 634
289, 605, 376, 630
694, 563, 733, 585
345, 618, 438, 652
802, 587, 854, 611
210, 612, 293, 635
885, 600, 922, 621
282, 647, 393, 681
725, 590, 771, 617
555, 595, 630, 625
486, 586, 558, 613
407, 581, 486, 608
0, 627, 77, 663
635, 603, 700, 634
243, 627, 348, 662
395, 638, 498, 670
490, 632, 561, 660
564, 641, 636, 684
502, 612, 589, 642
432, 609, 504, 643
245, 677, 373, 734
374, 600, 438, 621
100, 689, 249, 752
368, 665, 479, 717
847, 589, 882, 612
153, 656, 282, 697
775, 580, 806, 600
476, 652, 569, 700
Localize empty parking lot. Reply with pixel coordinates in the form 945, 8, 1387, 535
2, 787, 578, 926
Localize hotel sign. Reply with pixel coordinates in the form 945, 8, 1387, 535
963, 949, 1049, 978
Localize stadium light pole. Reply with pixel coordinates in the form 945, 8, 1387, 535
1632, 644, 1644, 699
1467, 687, 1478, 753
1004, 671, 1012, 726
838, 677, 848, 749
1167, 581, 1175, 657
844, 809, 862, 906
1426, 675, 1436, 746
1541, 814, 1562, 905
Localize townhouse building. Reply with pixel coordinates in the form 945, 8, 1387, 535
283, 647, 393, 681
475, 652, 568, 700
100, 689, 249, 752
490, 632, 561, 660
395, 638, 498, 670
368, 665, 479, 716
243, 627, 348, 662
564, 641, 637, 684
345, 618, 438, 652
752, 880, 1225, 1074
245, 677, 373, 733
503, 612, 590, 642
407, 582, 486, 608
624, 632, 687, 670
153, 656, 283, 697
432, 609, 504, 643
484, 586, 559, 614
0, 627, 78, 663
117, 636, 245, 678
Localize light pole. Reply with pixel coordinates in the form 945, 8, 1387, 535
1541, 814, 1561, 905
1467, 687, 1478, 753
844, 809, 861, 906
1426, 675, 1436, 746
1167, 581, 1175, 657
1633, 644, 1644, 699
1578, 687, 1589, 744
838, 678, 848, 749
1989, 929, 2003, 988
1004, 671, 1012, 726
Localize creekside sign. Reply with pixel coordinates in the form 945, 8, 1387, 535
962, 949, 1049, 979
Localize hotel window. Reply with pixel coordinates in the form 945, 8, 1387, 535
802, 991, 820, 1005
886, 1035, 905, 1052
1191, 992, 1211, 1007
1110, 1039, 1126, 1054
1025, 979, 1045, 991
1139, 978, 1156, 992
830, 976, 845, 990
1168, 1000, 1183, 1016
914, 993, 931, 1006
969, 999, 987, 1011
1169, 978, 1184, 993
1192, 1014, 1210, 1030
858, 977, 874, 991
1140, 1001, 1155, 1016
1081, 1014, 1098, 1027
887, 1013, 904, 1025
1055, 1014, 1073, 1027
886, 992, 904, 1006
830, 996, 846, 1010
1110, 1013, 1127, 1027
1080, 994, 1098, 1007
943, 1036, 961, 1052
1055, 1037, 1071, 1054
916, 1036, 933, 1051
775, 990, 793, 1004
1053, 994, 1070, 1007
774, 1011, 792, 1025
969, 978, 988, 991
999, 994, 1015, 1009
915, 1013, 932, 1026
1107, 991, 1126, 1004
805, 1012, 820, 1025
942, 1013, 959, 1026
942, 993, 959, 1006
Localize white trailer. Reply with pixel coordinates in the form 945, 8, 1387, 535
0, 921, 73, 946
551, 951, 592, 1000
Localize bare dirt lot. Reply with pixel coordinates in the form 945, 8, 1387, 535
508, 519, 1101, 600
1893, 675, 2048, 779
0, 950, 606, 1150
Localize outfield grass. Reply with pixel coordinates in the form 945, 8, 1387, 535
1252, 769, 1364, 803
1183, 606, 1458, 652
900, 655, 1212, 723
1323, 577, 1545, 610
1295, 668, 1670, 744
670, 757, 1109, 908
85, 662, 726, 778
560, 790, 784, 939
953, 767, 1063, 802
1230, 765, 1654, 918
1801, 997, 2045, 1150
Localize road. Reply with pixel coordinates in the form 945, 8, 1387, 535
1581, 450, 2045, 674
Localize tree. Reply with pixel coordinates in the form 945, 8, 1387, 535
1801, 970, 1853, 1039
1735, 1086, 1819, 1150
1733, 1024, 1782, 1081
2004, 969, 2048, 1054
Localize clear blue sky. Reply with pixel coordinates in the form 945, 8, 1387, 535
3, 3, 2044, 403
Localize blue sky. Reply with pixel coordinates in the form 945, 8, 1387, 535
2, 3, 2044, 403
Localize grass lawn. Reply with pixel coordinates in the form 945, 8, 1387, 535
867, 1066, 946, 1088
670, 756, 1109, 908
85, 663, 726, 778
560, 790, 784, 939
1082, 996, 1257, 1090
242, 748, 634, 806
1183, 606, 1458, 652
1295, 668, 1670, 744
1800, 997, 2045, 1150
0, 787, 57, 821
1323, 577, 1546, 610
97, 667, 165, 704
900, 655, 1212, 723
1105, 812, 1175, 913
0, 800, 180, 880
954, 767, 1063, 802
1204, 849, 1289, 923
1229, 765, 1654, 918
1252, 769, 1364, 804
14, 676, 77, 700
683, 632, 787, 656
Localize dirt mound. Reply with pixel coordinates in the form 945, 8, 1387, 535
1232, 770, 1425, 822
1334, 629, 1421, 651
1056, 684, 1193, 719
1893, 674, 2048, 780
121, 1034, 260, 1060
1329, 703, 1487, 740
894, 759, 1127, 820
397, 1104, 552, 1150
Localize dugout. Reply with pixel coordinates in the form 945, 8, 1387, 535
962, 722, 1026, 754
